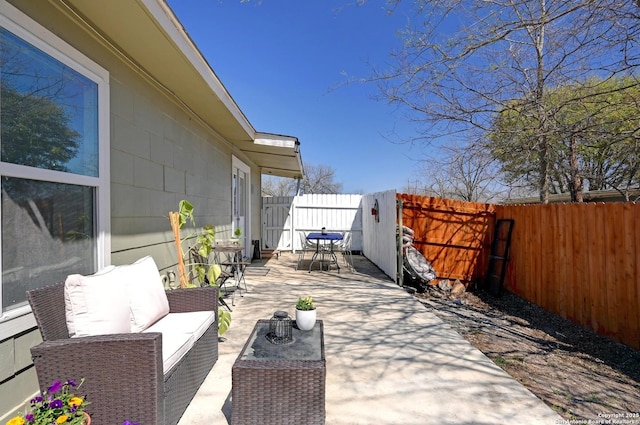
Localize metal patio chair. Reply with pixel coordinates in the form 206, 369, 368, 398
335, 231, 354, 270
297, 231, 317, 270
189, 247, 233, 310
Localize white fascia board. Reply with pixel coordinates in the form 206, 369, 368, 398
254, 132, 299, 149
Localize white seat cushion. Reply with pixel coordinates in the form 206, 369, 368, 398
145, 311, 216, 340
145, 328, 194, 374
64, 266, 131, 338
120, 256, 170, 332
143, 311, 215, 373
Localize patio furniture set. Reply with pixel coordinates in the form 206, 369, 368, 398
25, 245, 328, 425
298, 230, 353, 272
27, 256, 219, 425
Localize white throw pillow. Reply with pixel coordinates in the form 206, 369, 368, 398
64, 266, 131, 338
121, 256, 170, 332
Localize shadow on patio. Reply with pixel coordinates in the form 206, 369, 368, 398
178, 253, 561, 425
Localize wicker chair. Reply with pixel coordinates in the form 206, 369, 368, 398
27, 283, 218, 425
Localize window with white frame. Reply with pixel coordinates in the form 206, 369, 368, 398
0, 3, 109, 318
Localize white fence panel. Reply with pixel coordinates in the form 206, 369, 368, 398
293, 194, 363, 251
362, 190, 398, 280
262, 196, 294, 251
261, 194, 363, 252
261, 192, 398, 281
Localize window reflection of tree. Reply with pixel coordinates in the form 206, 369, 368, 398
0, 29, 94, 310
1, 84, 80, 170
1, 29, 81, 171
0, 27, 86, 237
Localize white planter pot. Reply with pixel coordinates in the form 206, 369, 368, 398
295, 308, 317, 331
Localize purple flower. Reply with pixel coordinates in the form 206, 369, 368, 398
25, 413, 34, 423
122, 422, 139, 425
67, 379, 76, 387
30, 396, 43, 404
47, 381, 62, 394
50, 399, 63, 409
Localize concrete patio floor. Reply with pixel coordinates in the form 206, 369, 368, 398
178, 253, 562, 425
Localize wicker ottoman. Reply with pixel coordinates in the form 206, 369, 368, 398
232, 319, 326, 425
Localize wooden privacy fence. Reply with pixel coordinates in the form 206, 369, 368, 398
399, 194, 640, 350
497, 202, 640, 350
399, 194, 496, 283
262, 193, 639, 349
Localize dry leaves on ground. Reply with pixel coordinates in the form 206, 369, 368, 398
415, 289, 640, 422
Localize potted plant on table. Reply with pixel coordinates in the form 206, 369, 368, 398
295, 296, 317, 331
232, 227, 242, 244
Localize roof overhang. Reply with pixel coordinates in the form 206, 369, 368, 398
51, 0, 304, 179
242, 133, 304, 179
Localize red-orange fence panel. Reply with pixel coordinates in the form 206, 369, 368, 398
399, 194, 495, 284
400, 194, 640, 349
497, 202, 640, 350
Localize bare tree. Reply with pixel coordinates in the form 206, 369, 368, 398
262, 164, 343, 196
413, 143, 506, 203
301, 164, 343, 194
374, 0, 639, 203
401, 179, 432, 196
261, 176, 298, 197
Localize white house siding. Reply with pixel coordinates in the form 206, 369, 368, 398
0, 1, 261, 420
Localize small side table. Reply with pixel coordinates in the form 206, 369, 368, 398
231, 320, 326, 425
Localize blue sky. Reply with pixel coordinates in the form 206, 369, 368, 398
167, 0, 427, 194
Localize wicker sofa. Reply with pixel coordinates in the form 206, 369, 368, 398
26, 257, 218, 425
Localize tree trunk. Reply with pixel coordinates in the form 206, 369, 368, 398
536, 0, 549, 204
538, 131, 549, 204
570, 133, 584, 202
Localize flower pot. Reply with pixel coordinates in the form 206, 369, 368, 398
295, 308, 316, 331
83, 412, 91, 425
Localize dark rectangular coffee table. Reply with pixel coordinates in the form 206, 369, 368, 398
231, 319, 325, 425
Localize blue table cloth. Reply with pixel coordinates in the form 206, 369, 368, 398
306, 232, 343, 241
306, 232, 343, 272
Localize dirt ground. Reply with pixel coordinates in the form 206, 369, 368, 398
414, 287, 640, 422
